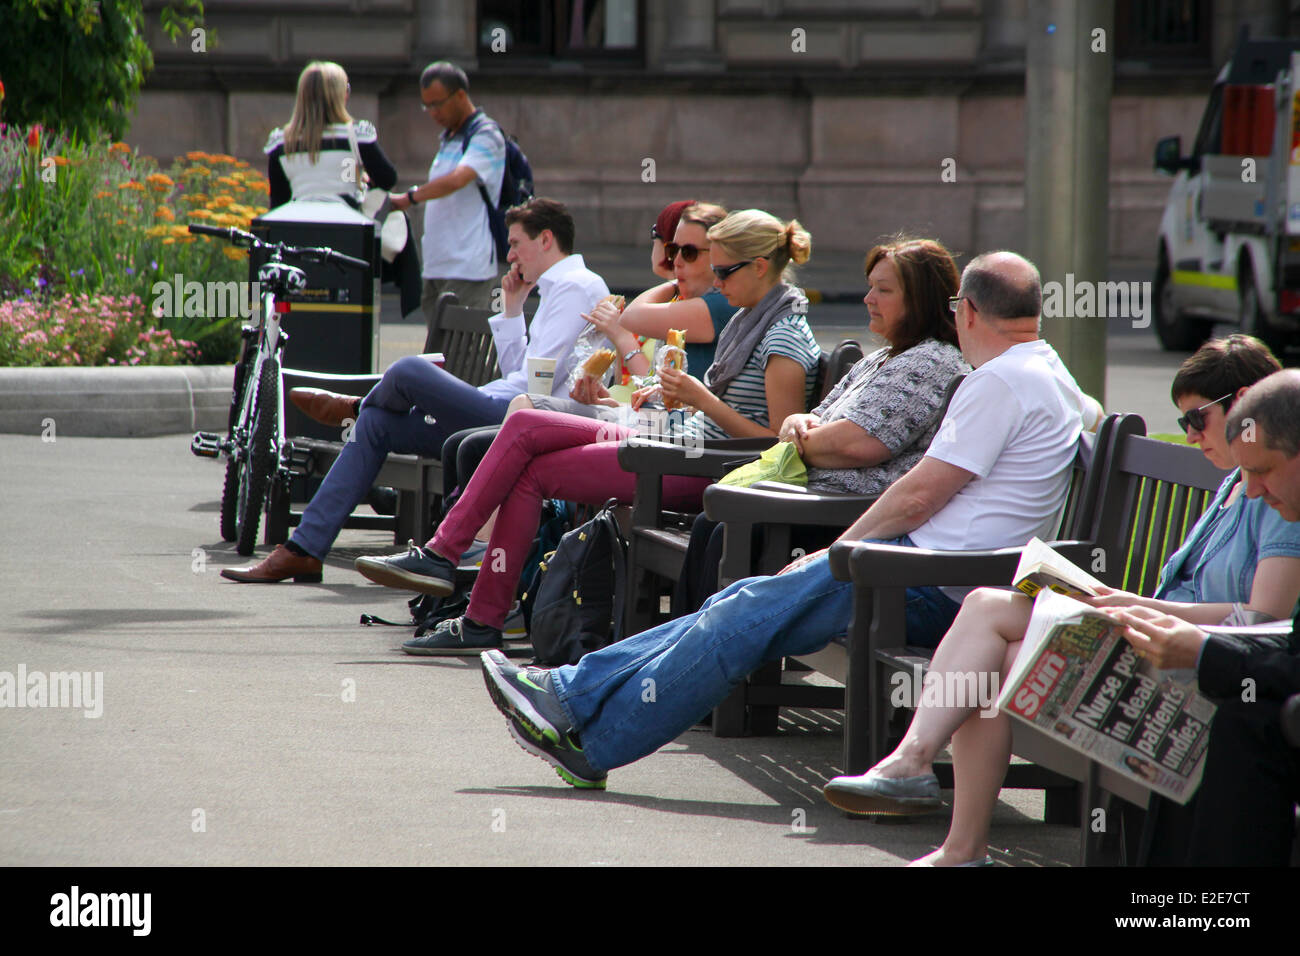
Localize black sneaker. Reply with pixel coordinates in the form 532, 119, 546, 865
480, 650, 607, 789
401, 616, 502, 656
355, 540, 456, 596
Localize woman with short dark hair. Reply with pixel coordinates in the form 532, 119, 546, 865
822, 334, 1300, 867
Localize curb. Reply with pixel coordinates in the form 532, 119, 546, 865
0, 365, 234, 438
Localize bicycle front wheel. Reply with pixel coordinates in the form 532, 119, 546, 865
235, 358, 279, 556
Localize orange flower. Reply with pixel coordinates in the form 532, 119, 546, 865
188, 209, 214, 220
163, 238, 176, 245
146, 172, 174, 189
185, 151, 211, 162
210, 194, 234, 208
117, 180, 144, 191
94, 190, 113, 199
210, 153, 237, 164
52, 156, 70, 166
154, 207, 176, 221
222, 247, 247, 261
216, 175, 240, 187
234, 160, 251, 169
109, 142, 131, 155
184, 192, 209, 204
115, 218, 125, 225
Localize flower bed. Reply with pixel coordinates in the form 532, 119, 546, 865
0, 126, 270, 365
0, 294, 198, 367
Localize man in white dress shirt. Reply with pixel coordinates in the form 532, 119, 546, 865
223, 198, 608, 583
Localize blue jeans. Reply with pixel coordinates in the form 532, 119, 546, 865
291, 356, 510, 559
549, 537, 960, 772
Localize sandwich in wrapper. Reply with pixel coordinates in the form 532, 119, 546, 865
660, 328, 686, 408
581, 348, 616, 378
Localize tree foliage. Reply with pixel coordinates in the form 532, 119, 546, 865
0, 1, 205, 142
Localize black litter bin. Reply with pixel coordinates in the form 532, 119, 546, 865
250, 200, 381, 374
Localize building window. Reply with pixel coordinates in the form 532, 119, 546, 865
1116, 0, 1211, 62
478, 1, 642, 61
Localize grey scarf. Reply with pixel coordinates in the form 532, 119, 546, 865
703, 282, 807, 398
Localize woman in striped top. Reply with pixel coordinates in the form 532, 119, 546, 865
356, 210, 824, 654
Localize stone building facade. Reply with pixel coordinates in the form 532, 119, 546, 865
132, 0, 1300, 259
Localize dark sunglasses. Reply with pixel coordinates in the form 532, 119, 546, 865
651, 224, 662, 241
665, 242, 710, 264
1177, 392, 1234, 434
711, 259, 756, 280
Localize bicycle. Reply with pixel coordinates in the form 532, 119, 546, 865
188, 224, 369, 555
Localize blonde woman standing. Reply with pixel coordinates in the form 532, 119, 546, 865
264, 61, 397, 208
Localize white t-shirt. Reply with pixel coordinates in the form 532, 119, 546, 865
908, 339, 1086, 554
421, 112, 506, 282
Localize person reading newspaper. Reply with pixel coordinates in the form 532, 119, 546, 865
1114, 369, 1300, 866
821, 335, 1300, 866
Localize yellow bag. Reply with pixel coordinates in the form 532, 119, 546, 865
717, 441, 808, 488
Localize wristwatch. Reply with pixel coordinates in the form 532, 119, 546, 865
406, 186, 420, 205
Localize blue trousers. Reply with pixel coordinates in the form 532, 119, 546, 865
291, 356, 510, 559
550, 540, 960, 772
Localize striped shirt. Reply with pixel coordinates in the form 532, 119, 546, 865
682, 313, 821, 442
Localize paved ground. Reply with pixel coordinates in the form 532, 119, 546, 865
0, 433, 1085, 866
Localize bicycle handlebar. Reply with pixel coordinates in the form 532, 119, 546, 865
187, 224, 369, 271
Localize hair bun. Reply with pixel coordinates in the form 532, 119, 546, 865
785, 219, 812, 266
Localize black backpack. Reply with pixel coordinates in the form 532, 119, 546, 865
523, 499, 628, 666
462, 114, 535, 264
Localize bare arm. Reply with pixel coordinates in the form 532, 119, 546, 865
836, 456, 975, 543
663, 355, 807, 439
391, 164, 478, 209
1091, 555, 1300, 624
619, 286, 720, 344
795, 419, 891, 470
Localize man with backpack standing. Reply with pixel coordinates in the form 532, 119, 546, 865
390, 60, 530, 313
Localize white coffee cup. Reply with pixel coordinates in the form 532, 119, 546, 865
526, 356, 557, 396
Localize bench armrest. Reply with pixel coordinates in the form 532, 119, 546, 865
281, 368, 383, 394
703, 483, 877, 526
617, 436, 775, 480
828, 538, 1097, 586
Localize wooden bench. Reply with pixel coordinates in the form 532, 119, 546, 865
266, 291, 497, 547
618, 339, 865, 635
699, 372, 967, 736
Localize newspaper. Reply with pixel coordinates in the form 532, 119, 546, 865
997, 589, 1216, 804
1013, 537, 1105, 598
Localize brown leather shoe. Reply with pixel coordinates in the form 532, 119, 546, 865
289, 388, 361, 428
221, 544, 323, 583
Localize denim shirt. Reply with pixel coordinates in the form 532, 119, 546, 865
1155, 469, 1300, 604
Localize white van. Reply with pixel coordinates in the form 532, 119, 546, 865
1152, 35, 1300, 353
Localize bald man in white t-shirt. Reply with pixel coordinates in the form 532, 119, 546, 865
478, 251, 1104, 789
